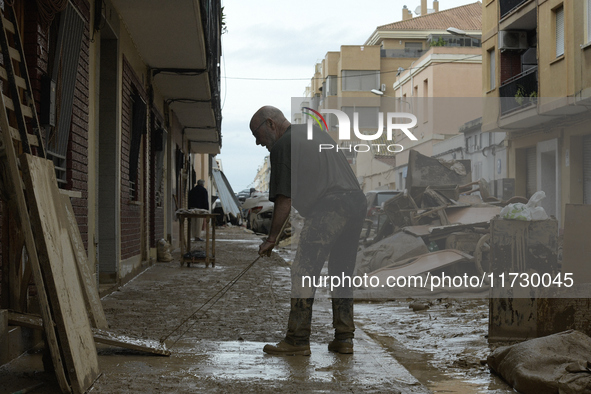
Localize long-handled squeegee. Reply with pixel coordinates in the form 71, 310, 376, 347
160, 217, 290, 348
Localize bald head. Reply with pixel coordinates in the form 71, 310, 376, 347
249, 106, 291, 152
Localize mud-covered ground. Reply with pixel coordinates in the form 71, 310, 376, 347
1, 226, 513, 393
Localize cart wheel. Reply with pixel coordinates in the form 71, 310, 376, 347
474, 234, 491, 278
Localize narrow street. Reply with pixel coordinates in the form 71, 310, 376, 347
2, 227, 516, 393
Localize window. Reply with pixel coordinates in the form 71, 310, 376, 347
405, 42, 423, 51
341, 70, 380, 91
423, 79, 429, 122
326, 75, 337, 96
488, 48, 496, 90
555, 5, 565, 57
45, 2, 85, 187
341, 106, 380, 129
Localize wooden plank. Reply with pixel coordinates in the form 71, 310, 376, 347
8, 312, 170, 357
9, 125, 39, 147
61, 194, 108, 330
0, 81, 70, 393
369, 249, 474, 281
7, 311, 44, 330
0, 96, 31, 119
0, 66, 25, 88
20, 103, 32, 118
21, 154, 99, 394
2, 17, 14, 33
92, 329, 171, 356
8, 46, 20, 62
445, 206, 501, 226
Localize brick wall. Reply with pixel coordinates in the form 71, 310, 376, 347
69, 0, 91, 250
121, 56, 147, 260
1, 0, 90, 303
22, 0, 91, 249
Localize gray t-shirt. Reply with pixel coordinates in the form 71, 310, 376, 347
269, 125, 360, 217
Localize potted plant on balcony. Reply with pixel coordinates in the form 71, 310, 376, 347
515, 85, 538, 107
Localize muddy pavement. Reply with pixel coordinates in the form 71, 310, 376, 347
1, 226, 513, 393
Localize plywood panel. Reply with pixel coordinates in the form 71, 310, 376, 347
61, 194, 108, 329
21, 154, 99, 393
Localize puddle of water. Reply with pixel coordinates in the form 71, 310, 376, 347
355, 300, 514, 393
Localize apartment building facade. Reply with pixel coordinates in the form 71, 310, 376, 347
304, 1, 482, 192
0, 0, 222, 318
482, 0, 591, 225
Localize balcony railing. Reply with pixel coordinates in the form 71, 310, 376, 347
381, 49, 424, 58
499, 67, 538, 115
200, 0, 222, 138
500, 0, 529, 19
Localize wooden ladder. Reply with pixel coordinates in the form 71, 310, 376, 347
0, 5, 98, 393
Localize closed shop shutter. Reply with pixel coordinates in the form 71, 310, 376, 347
584, 135, 591, 204
526, 147, 537, 199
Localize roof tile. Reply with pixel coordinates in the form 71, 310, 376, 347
377, 1, 482, 31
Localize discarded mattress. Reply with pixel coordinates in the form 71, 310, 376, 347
355, 231, 428, 276
487, 330, 591, 394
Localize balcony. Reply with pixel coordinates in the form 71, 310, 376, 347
500, 0, 530, 19
499, 67, 538, 115
201, 0, 223, 134
381, 49, 424, 58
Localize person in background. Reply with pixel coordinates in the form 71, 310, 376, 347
188, 179, 209, 241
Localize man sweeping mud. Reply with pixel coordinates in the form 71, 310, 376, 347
249, 106, 366, 356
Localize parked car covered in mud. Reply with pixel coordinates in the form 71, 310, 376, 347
365, 190, 402, 232
242, 193, 274, 234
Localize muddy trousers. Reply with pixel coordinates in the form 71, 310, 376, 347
285, 191, 366, 346
286, 298, 355, 345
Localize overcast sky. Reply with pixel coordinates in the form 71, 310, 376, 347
217, 0, 478, 193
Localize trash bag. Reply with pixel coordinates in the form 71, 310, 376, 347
157, 239, 173, 262
500, 190, 549, 221
487, 330, 591, 394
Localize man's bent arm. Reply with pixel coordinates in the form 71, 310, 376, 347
259, 194, 291, 256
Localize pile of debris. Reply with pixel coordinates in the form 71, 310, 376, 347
355, 150, 527, 298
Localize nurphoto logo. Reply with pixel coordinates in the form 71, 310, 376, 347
302, 107, 417, 153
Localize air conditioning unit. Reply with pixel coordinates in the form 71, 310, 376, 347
380, 84, 386, 92
499, 31, 528, 50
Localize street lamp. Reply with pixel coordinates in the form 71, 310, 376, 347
370, 89, 411, 111
446, 27, 481, 41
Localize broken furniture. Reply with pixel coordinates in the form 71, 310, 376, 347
406, 149, 471, 204
178, 212, 218, 267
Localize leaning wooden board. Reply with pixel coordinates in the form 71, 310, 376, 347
20, 154, 100, 393
8, 311, 171, 356
61, 193, 108, 330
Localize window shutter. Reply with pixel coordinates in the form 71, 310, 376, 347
489, 49, 496, 90
556, 6, 565, 57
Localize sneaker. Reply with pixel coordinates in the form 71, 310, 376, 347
263, 340, 311, 356
328, 339, 353, 354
